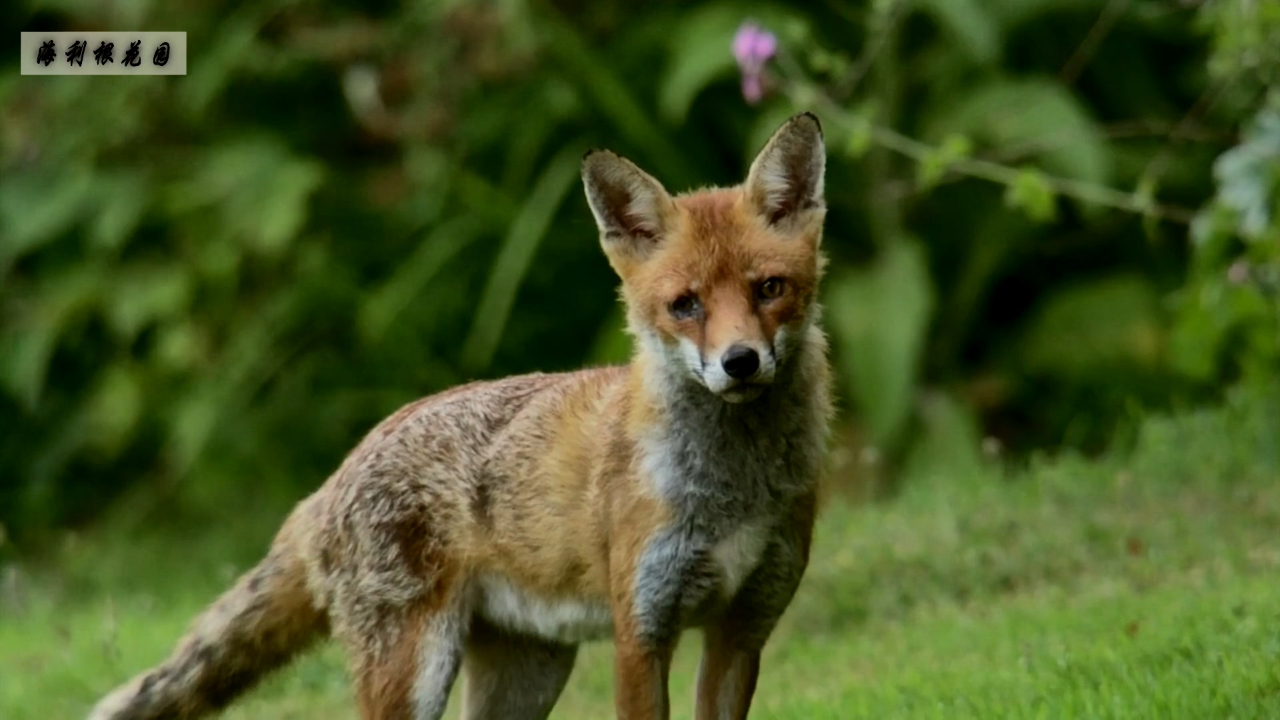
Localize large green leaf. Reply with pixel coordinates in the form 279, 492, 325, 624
104, 263, 194, 343
85, 362, 144, 457
89, 170, 149, 252
1213, 104, 1280, 240
0, 166, 94, 270
0, 267, 101, 410
539, 11, 694, 186
827, 239, 935, 448
461, 145, 583, 371
916, 0, 1001, 64
1018, 275, 1164, 379
659, 3, 742, 124
657, 2, 813, 126
924, 77, 1110, 190
165, 138, 324, 257
359, 216, 486, 344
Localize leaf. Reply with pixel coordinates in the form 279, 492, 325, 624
178, 14, 262, 117
1213, 104, 1280, 241
902, 391, 989, 492
165, 138, 324, 257
253, 158, 325, 256
658, 4, 812, 125
827, 239, 935, 448
0, 166, 94, 270
162, 291, 293, 475
925, 77, 1110, 190
917, 133, 974, 190
1168, 285, 1226, 382
85, 363, 143, 457
986, 0, 1108, 32
154, 321, 208, 373
0, 324, 61, 412
1018, 275, 1165, 379
461, 145, 583, 371
539, 12, 694, 186
842, 102, 878, 160
0, 267, 100, 410
169, 386, 220, 475
934, 208, 1034, 367
915, 0, 1002, 64
359, 216, 486, 344
405, 144, 454, 225
90, 170, 149, 252
659, 3, 741, 124
104, 263, 194, 342
1004, 167, 1058, 222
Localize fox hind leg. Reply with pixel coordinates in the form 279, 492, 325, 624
350, 604, 466, 720
460, 619, 577, 720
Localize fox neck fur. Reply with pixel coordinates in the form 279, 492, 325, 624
631, 315, 829, 529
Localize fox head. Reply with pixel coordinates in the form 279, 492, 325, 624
582, 112, 826, 403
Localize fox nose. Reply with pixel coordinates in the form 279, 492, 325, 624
721, 345, 760, 380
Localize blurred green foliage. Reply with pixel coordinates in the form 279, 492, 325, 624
2, 0, 1278, 544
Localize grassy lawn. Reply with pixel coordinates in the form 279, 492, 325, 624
4, 390, 1280, 718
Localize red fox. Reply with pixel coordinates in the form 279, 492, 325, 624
90, 112, 832, 720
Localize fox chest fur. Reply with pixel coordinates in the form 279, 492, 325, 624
472, 352, 826, 647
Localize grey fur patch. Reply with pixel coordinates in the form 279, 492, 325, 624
630, 325, 827, 646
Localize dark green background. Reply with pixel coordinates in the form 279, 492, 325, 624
3, 0, 1277, 544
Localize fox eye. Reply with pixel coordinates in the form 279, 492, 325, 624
669, 293, 701, 319
757, 277, 786, 301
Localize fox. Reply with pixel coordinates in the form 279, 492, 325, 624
89, 112, 832, 720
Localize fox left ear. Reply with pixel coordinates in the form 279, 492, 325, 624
582, 150, 675, 263
745, 112, 826, 227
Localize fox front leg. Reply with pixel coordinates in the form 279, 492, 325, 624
694, 625, 761, 720
612, 628, 674, 720
611, 524, 721, 719
694, 496, 815, 720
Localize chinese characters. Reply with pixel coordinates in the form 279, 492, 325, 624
24, 33, 185, 76
122, 40, 142, 67
36, 40, 55, 67
94, 41, 114, 65
65, 40, 87, 67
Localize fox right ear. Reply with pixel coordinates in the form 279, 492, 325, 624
745, 112, 825, 228
582, 150, 674, 261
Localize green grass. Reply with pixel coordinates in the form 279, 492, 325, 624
4, 387, 1280, 718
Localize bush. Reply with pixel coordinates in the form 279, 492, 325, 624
3, 0, 1277, 543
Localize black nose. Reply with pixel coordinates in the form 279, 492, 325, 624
721, 345, 760, 380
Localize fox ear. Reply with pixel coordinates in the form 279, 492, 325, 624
582, 150, 675, 260
745, 112, 826, 227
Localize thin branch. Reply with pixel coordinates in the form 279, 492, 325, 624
1061, 0, 1132, 86
829, 0, 908, 101
868, 125, 1197, 223
798, 90, 1198, 224
1140, 80, 1239, 186
979, 119, 1234, 167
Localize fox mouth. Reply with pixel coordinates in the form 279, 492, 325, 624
717, 382, 767, 403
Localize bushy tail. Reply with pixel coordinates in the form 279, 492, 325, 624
89, 511, 327, 720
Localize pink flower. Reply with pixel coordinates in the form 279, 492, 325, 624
733, 22, 777, 105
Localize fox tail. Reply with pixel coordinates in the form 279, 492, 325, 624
88, 508, 326, 720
